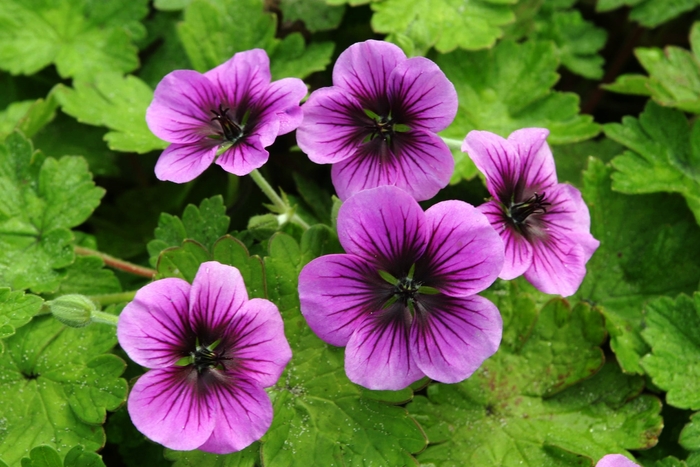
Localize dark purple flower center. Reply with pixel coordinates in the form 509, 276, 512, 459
379, 267, 439, 317
191, 342, 231, 374
210, 104, 244, 143
362, 109, 410, 145
507, 192, 550, 225
394, 276, 421, 307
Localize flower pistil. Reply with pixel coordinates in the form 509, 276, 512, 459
507, 192, 551, 225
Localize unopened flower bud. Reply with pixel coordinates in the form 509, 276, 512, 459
49, 294, 96, 328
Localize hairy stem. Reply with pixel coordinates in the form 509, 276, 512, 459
74, 246, 156, 279
441, 137, 463, 151
88, 290, 138, 307
90, 310, 120, 326
249, 169, 311, 230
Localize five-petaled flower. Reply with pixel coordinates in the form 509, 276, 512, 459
146, 49, 307, 183
298, 185, 504, 390
117, 261, 292, 453
296, 40, 458, 201
596, 455, 640, 467
463, 128, 599, 297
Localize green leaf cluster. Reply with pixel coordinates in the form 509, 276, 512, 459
605, 22, 700, 113
597, 0, 700, 28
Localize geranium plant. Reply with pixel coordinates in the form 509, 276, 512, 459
0, 0, 697, 466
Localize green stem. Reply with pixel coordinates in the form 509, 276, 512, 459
249, 169, 287, 212
441, 137, 464, 151
88, 290, 138, 307
249, 169, 311, 230
91, 310, 119, 326
75, 246, 156, 279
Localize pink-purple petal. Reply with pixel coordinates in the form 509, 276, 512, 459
189, 261, 248, 337
420, 200, 504, 296
215, 135, 271, 176
332, 40, 406, 106
337, 186, 427, 269
297, 87, 367, 164
463, 130, 521, 201
147, 70, 220, 144
411, 295, 502, 384
299, 254, 384, 347
257, 77, 308, 135
596, 455, 640, 467
330, 142, 398, 201
344, 311, 424, 390
507, 128, 557, 192
154, 140, 218, 183
387, 131, 454, 202
205, 49, 271, 111
117, 278, 192, 369
226, 298, 292, 387
388, 57, 457, 132
127, 368, 215, 451
478, 201, 533, 280
525, 236, 587, 297
197, 378, 273, 454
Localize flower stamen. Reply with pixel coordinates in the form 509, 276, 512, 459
191, 343, 230, 373
210, 104, 244, 142
508, 192, 551, 224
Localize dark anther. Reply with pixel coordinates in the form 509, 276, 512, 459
192, 345, 229, 373
394, 276, 421, 306
508, 192, 551, 224
210, 104, 244, 142
368, 116, 395, 142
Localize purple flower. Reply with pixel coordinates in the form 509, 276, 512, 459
462, 128, 599, 297
296, 40, 458, 201
596, 455, 640, 467
298, 186, 504, 390
117, 261, 292, 453
146, 49, 307, 183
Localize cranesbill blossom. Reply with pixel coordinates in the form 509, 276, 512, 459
298, 186, 504, 390
296, 40, 458, 201
146, 49, 307, 183
463, 128, 599, 297
117, 261, 292, 453
596, 454, 640, 467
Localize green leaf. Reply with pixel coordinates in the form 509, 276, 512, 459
292, 173, 333, 225
138, 11, 193, 88
552, 137, 622, 188
370, 0, 517, 53
0, 315, 127, 465
178, 0, 333, 80
641, 294, 700, 409
32, 112, 120, 178
17, 445, 106, 467
602, 74, 652, 96
0, 0, 149, 78
576, 158, 700, 374
147, 196, 230, 266
0, 133, 105, 293
681, 413, 700, 462
439, 40, 599, 159
212, 235, 266, 299
604, 100, 700, 224
165, 444, 258, 467
0, 94, 58, 141
0, 288, 44, 344
54, 73, 167, 154
154, 0, 192, 10
596, 0, 700, 28
20, 446, 62, 467
605, 23, 700, 113
279, 0, 345, 32
407, 287, 661, 466
532, 9, 607, 79
52, 256, 121, 297
155, 240, 210, 282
